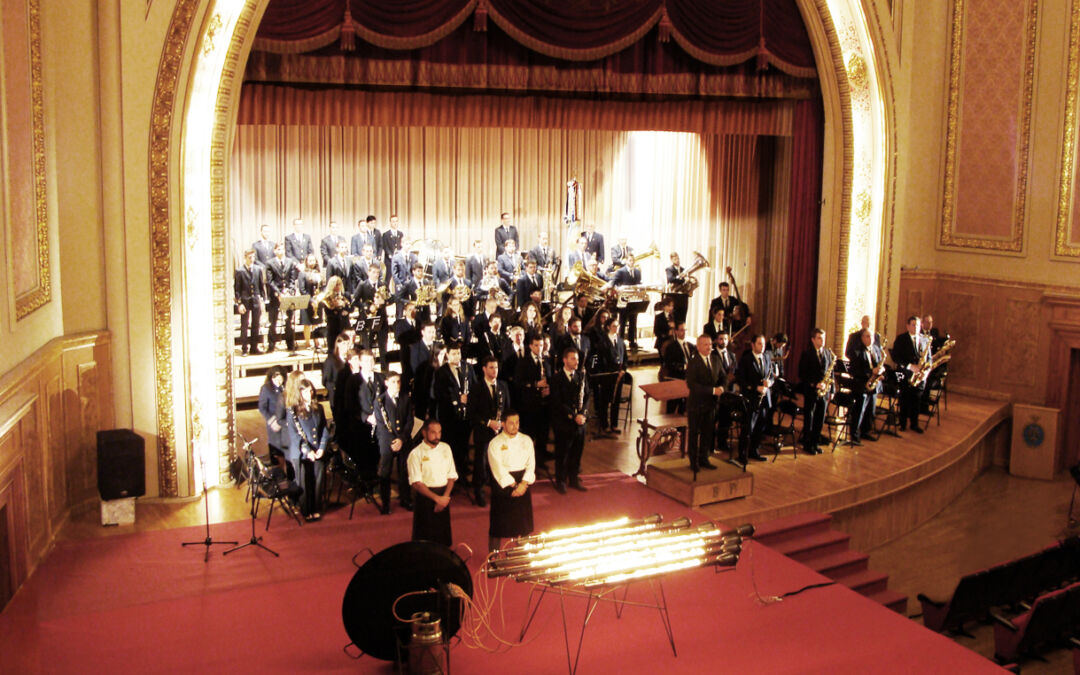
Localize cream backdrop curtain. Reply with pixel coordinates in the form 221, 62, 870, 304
228, 125, 790, 335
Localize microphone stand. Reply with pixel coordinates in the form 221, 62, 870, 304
181, 439, 240, 562
225, 436, 280, 558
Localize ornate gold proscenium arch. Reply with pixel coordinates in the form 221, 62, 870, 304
148, 0, 892, 496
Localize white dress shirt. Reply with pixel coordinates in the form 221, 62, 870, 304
407, 441, 458, 488
487, 431, 536, 488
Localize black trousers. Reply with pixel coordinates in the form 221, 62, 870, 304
686, 405, 715, 468
267, 302, 295, 351
740, 400, 771, 458
596, 372, 634, 429
618, 310, 639, 345
472, 425, 495, 495
553, 421, 586, 484
441, 416, 471, 479
900, 383, 924, 427
239, 301, 262, 353
802, 391, 828, 448
520, 406, 549, 459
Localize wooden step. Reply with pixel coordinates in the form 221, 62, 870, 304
768, 529, 850, 562
806, 549, 870, 580
835, 568, 889, 597
752, 512, 832, 546
866, 589, 908, 615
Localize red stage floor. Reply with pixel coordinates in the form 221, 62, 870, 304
0, 473, 1003, 673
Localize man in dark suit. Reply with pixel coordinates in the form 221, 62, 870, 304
468, 356, 511, 506
472, 312, 505, 379
392, 245, 419, 292
353, 263, 389, 370
515, 257, 544, 308
284, 218, 314, 263
374, 372, 414, 514
661, 322, 692, 413
395, 263, 425, 319
609, 237, 631, 271
381, 215, 404, 268
612, 256, 643, 349
686, 335, 723, 472
320, 221, 345, 268
497, 239, 523, 289
494, 212, 519, 257
664, 252, 690, 325
798, 329, 834, 454
325, 241, 351, 288
409, 322, 438, 420
434, 342, 473, 478
549, 347, 591, 493
394, 302, 420, 379
466, 239, 487, 289
653, 298, 675, 352
432, 247, 454, 289
501, 326, 528, 405
265, 243, 298, 353
593, 316, 632, 434
234, 249, 265, 355
845, 314, 882, 360
351, 217, 381, 260
581, 222, 605, 264
353, 350, 385, 475
516, 333, 552, 465
735, 334, 774, 463
847, 328, 884, 443
567, 235, 592, 273
555, 316, 591, 370
708, 282, 743, 328
346, 243, 375, 300
891, 315, 930, 433
252, 223, 276, 266
530, 231, 557, 270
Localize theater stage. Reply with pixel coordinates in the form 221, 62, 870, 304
0, 423, 1010, 673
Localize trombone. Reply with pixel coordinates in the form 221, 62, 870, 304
610, 242, 660, 272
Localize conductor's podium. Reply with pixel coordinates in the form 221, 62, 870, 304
636, 379, 753, 507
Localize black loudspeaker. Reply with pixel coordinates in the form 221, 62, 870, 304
96, 429, 146, 500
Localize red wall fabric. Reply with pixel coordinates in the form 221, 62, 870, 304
784, 98, 825, 376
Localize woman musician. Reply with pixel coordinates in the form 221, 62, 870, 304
318, 276, 352, 349
286, 378, 330, 521
298, 253, 324, 350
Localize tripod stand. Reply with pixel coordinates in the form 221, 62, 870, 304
181, 439, 240, 562
225, 448, 280, 557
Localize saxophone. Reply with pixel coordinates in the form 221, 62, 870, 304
865, 337, 889, 392
816, 349, 836, 398
907, 337, 934, 387
910, 338, 955, 388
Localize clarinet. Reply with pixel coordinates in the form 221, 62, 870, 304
578, 371, 587, 420
376, 394, 393, 434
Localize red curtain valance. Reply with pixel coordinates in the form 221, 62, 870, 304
252, 0, 816, 77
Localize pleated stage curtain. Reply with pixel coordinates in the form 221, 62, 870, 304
229, 124, 789, 334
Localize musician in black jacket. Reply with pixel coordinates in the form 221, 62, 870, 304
555, 316, 591, 371
653, 298, 675, 352
394, 302, 420, 377
581, 222, 605, 264
353, 263, 389, 370
530, 231, 558, 270
594, 316, 631, 434
611, 257, 643, 349
847, 328, 884, 443
381, 215, 404, 269
845, 315, 882, 361
661, 323, 692, 414
494, 212, 519, 257
467, 356, 511, 507
325, 241, 351, 290
374, 373, 414, 514
320, 221, 345, 268
472, 312, 505, 379
550, 347, 591, 493
434, 343, 473, 479
686, 335, 723, 472
284, 218, 314, 263
798, 329, 834, 454
891, 315, 930, 433
664, 252, 689, 323
349, 350, 384, 475
735, 335, 773, 463
515, 334, 552, 465
466, 239, 487, 289
234, 249, 265, 355
515, 258, 544, 308
265, 243, 298, 353
409, 323, 439, 420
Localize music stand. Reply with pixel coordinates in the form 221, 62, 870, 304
181, 438, 242, 562
279, 294, 310, 356
224, 449, 282, 558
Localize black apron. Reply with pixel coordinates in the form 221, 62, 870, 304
412, 484, 452, 547
489, 469, 533, 538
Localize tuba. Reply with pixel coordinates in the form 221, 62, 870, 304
671, 251, 710, 296
569, 262, 610, 303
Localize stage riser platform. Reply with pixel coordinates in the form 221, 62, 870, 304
697, 394, 1012, 551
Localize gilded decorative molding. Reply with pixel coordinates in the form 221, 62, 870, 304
1054, 0, 1080, 258
211, 4, 259, 483
812, 0, 857, 352
939, 0, 1037, 253
14, 0, 52, 320
149, 0, 199, 498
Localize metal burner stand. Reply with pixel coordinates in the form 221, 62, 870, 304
517, 579, 676, 674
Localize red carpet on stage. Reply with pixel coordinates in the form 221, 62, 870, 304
0, 474, 1002, 673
